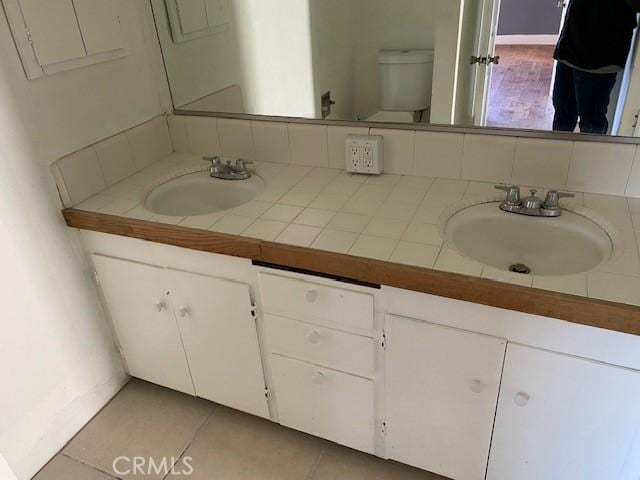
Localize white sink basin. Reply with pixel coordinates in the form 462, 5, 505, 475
443, 202, 615, 276
145, 171, 265, 217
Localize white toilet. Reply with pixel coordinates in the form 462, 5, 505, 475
366, 49, 434, 123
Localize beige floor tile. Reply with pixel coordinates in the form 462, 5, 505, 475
403, 223, 443, 246
309, 192, 351, 211
311, 229, 359, 253
363, 217, 409, 239
309, 444, 447, 480
278, 188, 319, 207
64, 380, 213, 480
166, 406, 325, 480
231, 200, 273, 219
391, 242, 441, 268
262, 204, 304, 222
349, 235, 398, 261
34, 455, 115, 480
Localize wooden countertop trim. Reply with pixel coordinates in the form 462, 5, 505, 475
63, 208, 640, 337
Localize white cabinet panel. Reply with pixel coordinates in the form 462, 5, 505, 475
92, 255, 194, 395
175, 0, 208, 34
265, 314, 375, 378
271, 354, 375, 453
204, 0, 230, 28
73, 0, 123, 54
20, 0, 85, 65
386, 315, 506, 480
488, 344, 640, 480
167, 269, 269, 419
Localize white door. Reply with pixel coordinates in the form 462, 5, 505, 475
167, 269, 270, 418
487, 344, 640, 480
92, 255, 194, 395
385, 315, 507, 480
470, 0, 502, 126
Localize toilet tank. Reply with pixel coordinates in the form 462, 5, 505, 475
378, 49, 434, 111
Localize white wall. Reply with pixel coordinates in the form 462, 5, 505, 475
309, 0, 355, 120
152, 0, 243, 108
233, 0, 316, 117
0, 1, 170, 478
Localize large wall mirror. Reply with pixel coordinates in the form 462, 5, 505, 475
152, 0, 640, 139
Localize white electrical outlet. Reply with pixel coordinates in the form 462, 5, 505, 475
345, 135, 384, 174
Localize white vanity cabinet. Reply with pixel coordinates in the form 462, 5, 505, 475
92, 254, 269, 418
260, 272, 377, 453
385, 315, 507, 480
487, 344, 640, 480
92, 255, 194, 395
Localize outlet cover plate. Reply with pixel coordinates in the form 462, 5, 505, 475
345, 135, 384, 174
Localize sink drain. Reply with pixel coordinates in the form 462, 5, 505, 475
509, 264, 531, 275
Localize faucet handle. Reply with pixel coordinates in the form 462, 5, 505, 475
235, 158, 254, 172
495, 185, 522, 206
544, 190, 575, 209
203, 155, 221, 165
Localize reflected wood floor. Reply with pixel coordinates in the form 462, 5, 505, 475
487, 45, 556, 131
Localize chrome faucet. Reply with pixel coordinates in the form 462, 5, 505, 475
494, 185, 574, 217
203, 156, 253, 180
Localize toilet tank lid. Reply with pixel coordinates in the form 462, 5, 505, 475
378, 49, 434, 64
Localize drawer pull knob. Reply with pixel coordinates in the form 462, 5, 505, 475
177, 306, 189, 318
154, 301, 165, 312
470, 380, 485, 394
312, 372, 325, 385
306, 330, 321, 344
305, 289, 318, 303
514, 392, 530, 407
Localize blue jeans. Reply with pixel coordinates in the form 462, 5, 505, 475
552, 62, 618, 134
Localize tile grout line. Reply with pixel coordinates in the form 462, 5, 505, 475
59, 453, 122, 480
304, 443, 328, 480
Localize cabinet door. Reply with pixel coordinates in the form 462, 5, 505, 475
167, 269, 269, 419
74, 0, 123, 55
386, 315, 507, 480
487, 344, 640, 480
92, 255, 194, 395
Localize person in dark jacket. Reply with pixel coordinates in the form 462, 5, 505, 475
553, 0, 640, 134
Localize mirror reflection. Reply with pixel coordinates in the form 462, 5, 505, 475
152, 0, 640, 137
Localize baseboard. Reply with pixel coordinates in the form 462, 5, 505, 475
496, 34, 559, 46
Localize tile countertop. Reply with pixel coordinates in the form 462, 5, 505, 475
74, 152, 640, 308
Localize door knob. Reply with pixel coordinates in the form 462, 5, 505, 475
312, 372, 325, 385
514, 392, 530, 407
470, 55, 487, 65
304, 290, 318, 303
154, 301, 165, 312
177, 306, 189, 318
306, 330, 321, 344
470, 379, 485, 394
488, 55, 500, 65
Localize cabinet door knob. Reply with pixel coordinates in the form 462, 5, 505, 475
312, 372, 325, 385
177, 306, 189, 318
304, 289, 318, 303
154, 301, 165, 312
470, 379, 485, 394
514, 392, 530, 407
306, 330, 321, 344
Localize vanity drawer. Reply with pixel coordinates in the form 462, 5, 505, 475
266, 314, 375, 378
270, 354, 375, 454
259, 273, 374, 332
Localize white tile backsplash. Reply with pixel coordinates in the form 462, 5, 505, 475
217, 119, 255, 159
625, 148, 640, 198
370, 128, 415, 175
57, 148, 106, 205
167, 115, 189, 153
512, 138, 573, 188
252, 121, 290, 164
127, 117, 173, 170
328, 126, 369, 169
289, 124, 329, 167
414, 131, 464, 179
566, 142, 636, 195
461, 135, 516, 183
94, 133, 136, 187
184, 116, 221, 155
